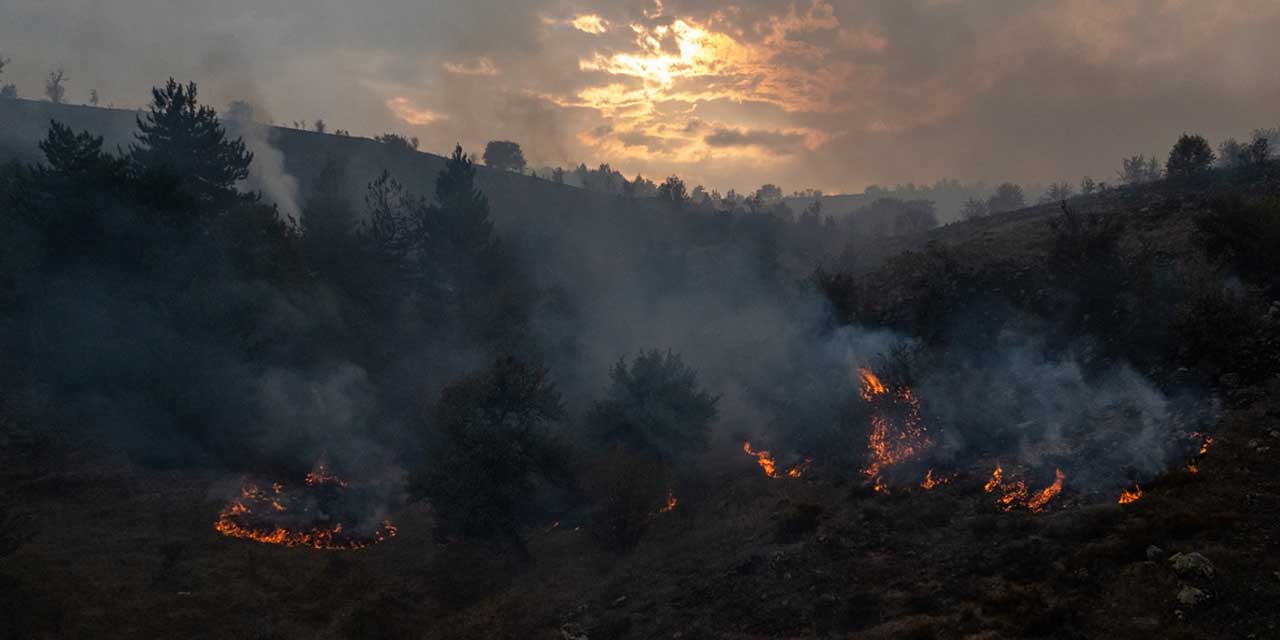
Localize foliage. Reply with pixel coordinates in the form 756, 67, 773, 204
1166, 133, 1215, 180
1118, 154, 1161, 185
1196, 195, 1280, 291
987, 182, 1025, 213
658, 175, 689, 209
374, 133, 419, 152
409, 357, 566, 546
582, 444, 672, 551
482, 140, 527, 173
129, 78, 253, 213
960, 197, 989, 220
1039, 181, 1075, 204
587, 350, 719, 462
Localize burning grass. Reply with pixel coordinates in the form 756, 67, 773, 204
215, 463, 397, 550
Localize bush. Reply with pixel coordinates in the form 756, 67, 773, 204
1196, 195, 1280, 292
582, 444, 672, 551
1166, 133, 1215, 180
586, 350, 719, 462
409, 357, 567, 550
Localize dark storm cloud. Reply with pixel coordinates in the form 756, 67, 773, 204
2, 0, 1279, 193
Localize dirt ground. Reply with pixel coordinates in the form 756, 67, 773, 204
1, 375, 1278, 639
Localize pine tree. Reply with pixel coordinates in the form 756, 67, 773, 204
129, 79, 253, 213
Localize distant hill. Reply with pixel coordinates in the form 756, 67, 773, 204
0, 98, 672, 232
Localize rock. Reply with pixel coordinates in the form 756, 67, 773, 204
1248, 439, 1260, 449
1146, 545, 1166, 561
1169, 552, 1215, 579
1270, 430, 1279, 439
559, 623, 589, 640
1221, 373, 1242, 389
610, 595, 628, 608
1177, 585, 1208, 607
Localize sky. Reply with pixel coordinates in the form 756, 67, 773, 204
2, 0, 1280, 194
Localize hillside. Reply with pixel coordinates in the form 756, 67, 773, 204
4, 93, 1280, 640
0, 98, 672, 231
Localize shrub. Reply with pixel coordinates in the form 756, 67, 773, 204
1165, 133, 1215, 180
582, 444, 672, 551
586, 350, 719, 462
409, 357, 567, 551
1196, 195, 1280, 292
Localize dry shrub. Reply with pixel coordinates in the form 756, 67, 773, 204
581, 444, 671, 551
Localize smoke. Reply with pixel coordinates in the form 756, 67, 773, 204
230, 120, 301, 216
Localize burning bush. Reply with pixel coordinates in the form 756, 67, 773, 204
408, 356, 567, 552
586, 350, 719, 462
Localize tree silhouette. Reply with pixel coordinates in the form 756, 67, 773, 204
1166, 133, 1215, 180
587, 350, 719, 462
44, 68, 66, 104
986, 182, 1025, 213
129, 79, 253, 212
1118, 154, 1161, 185
482, 141, 527, 173
409, 357, 566, 550
960, 197, 989, 220
658, 175, 688, 210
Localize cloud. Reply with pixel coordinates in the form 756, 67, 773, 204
6, 0, 1280, 194
703, 126, 818, 154
443, 57, 499, 76
571, 14, 610, 35
385, 97, 447, 125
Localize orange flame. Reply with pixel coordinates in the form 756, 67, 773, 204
743, 442, 779, 477
215, 469, 395, 550
1118, 484, 1143, 504
1198, 435, 1214, 456
1025, 469, 1066, 511
743, 442, 810, 479
787, 458, 813, 478
920, 469, 952, 490
1187, 434, 1214, 474
661, 489, 678, 513
984, 465, 1066, 512
857, 367, 930, 490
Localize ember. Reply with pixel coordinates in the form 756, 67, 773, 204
215, 464, 397, 550
661, 489, 678, 513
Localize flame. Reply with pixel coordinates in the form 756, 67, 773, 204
1118, 484, 1143, 504
1025, 469, 1066, 511
984, 466, 1005, 492
858, 368, 888, 400
215, 466, 396, 550
984, 466, 1066, 512
920, 469, 952, 490
661, 489, 678, 513
1187, 433, 1214, 474
857, 367, 930, 490
743, 442, 779, 477
1198, 435, 1214, 456
304, 462, 347, 488
787, 457, 814, 478
743, 442, 811, 479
